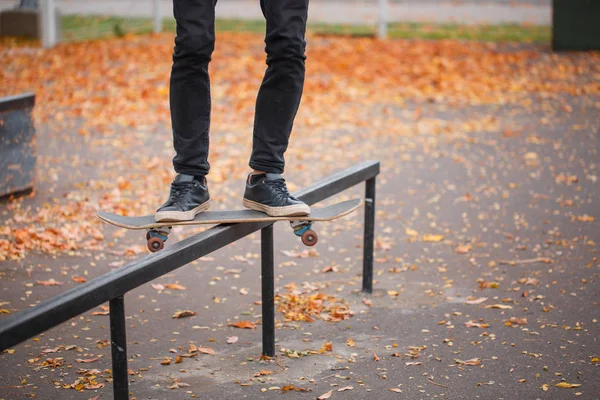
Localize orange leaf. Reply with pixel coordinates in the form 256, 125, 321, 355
36, 279, 63, 286
164, 283, 186, 290
228, 321, 256, 329
75, 357, 100, 363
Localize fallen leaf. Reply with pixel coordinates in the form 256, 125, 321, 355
346, 338, 355, 347
160, 357, 171, 365
506, 316, 528, 326
152, 283, 165, 291
374, 353, 380, 361
338, 386, 353, 392
484, 304, 512, 309
465, 297, 488, 305
423, 234, 444, 242
227, 336, 238, 344
555, 382, 581, 389
36, 279, 63, 286
197, 347, 216, 355
254, 370, 275, 377
175, 355, 183, 363
479, 281, 500, 289
164, 283, 186, 290
405, 361, 421, 366
228, 321, 256, 329
75, 357, 100, 363
389, 388, 402, 393
455, 244, 472, 254
317, 390, 333, 399
456, 358, 482, 366
405, 228, 418, 237
72, 276, 87, 283
318, 342, 333, 353
172, 310, 197, 319
576, 215, 594, 222
465, 320, 489, 328
42, 347, 60, 353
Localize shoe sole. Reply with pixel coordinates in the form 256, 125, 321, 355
243, 198, 310, 217
154, 200, 211, 222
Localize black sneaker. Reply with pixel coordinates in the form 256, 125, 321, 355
155, 174, 210, 222
243, 173, 310, 217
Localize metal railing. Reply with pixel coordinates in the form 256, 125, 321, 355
0, 160, 379, 399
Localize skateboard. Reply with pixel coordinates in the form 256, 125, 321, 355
97, 199, 361, 252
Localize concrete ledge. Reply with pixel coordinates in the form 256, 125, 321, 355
0, 93, 36, 198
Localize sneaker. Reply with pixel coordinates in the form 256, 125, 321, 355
155, 174, 210, 222
243, 173, 310, 217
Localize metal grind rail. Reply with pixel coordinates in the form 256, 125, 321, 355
0, 160, 380, 399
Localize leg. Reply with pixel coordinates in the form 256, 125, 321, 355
249, 0, 309, 174
170, 0, 217, 177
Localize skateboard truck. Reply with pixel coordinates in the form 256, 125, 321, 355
146, 227, 171, 252
290, 220, 318, 246
145, 222, 318, 252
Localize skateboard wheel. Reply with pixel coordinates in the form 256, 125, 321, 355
301, 230, 318, 246
147, 237, 164, 252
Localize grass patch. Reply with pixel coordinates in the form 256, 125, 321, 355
59, 15, 550, 44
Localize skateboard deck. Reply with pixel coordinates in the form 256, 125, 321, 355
97, 199, 361, 251
98, 199, 360, 229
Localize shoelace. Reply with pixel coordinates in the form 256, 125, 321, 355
168, 181, 196, 203
265, 179, 292, 200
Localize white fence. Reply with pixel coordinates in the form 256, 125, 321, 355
0, 0, 551, 48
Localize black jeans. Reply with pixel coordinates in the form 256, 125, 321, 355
170, 0, 308, 177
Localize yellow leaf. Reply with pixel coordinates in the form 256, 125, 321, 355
405, 228, 418, 237
164, 283, 186, 290
346, 338, 355, 347
455, 244, 472, 254
576, 215, 594, 222
555, 382, 581, 388
484, 304, 513, 310
423, 234, 444, 242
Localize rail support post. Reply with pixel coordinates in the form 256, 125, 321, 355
110, 296, 129, 400
362, 177, 376, 293
261, 224, 275, 357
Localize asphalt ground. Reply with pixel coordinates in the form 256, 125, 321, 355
0, 34, 598, 400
